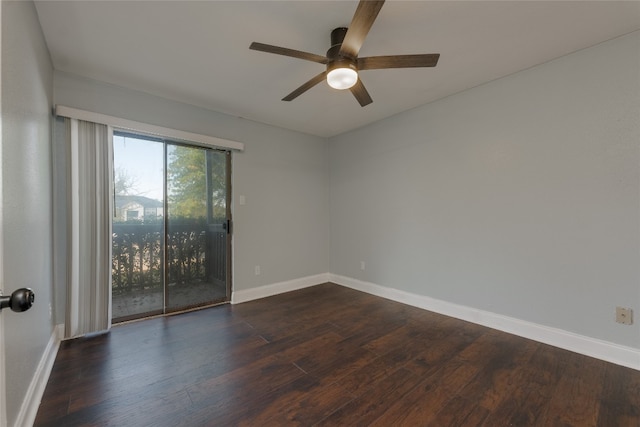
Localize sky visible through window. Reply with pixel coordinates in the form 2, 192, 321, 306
113, 134, 164, 201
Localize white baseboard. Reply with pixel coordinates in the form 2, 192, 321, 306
330, 274, 640, 371
231, 273, 330, 304
14, 324, 64, 427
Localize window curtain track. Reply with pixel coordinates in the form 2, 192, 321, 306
65, 118, 113, 338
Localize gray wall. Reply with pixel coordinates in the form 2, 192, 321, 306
53, 71, 330, 296
1, 1, 54, 425
329, 31, 640, 349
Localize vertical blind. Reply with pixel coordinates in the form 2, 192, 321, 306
65, 118, 113, 338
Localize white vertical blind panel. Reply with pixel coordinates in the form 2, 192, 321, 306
66, 118, 112, 338
67, 118, 80, 337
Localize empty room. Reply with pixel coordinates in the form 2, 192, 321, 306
1, 1, 639, 426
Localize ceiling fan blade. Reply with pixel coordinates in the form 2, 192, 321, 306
282, 71, 328, 102
350, 79, 373, 107
358, 54, 440, 70
339, 0, 385, 59
250, 42, 328, 64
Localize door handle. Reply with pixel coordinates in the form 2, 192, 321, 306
0, 288, 35, 313
222, 219, 232, 234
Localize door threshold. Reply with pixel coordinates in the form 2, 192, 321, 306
113, 300, 230, 327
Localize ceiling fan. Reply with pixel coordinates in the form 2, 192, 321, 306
249, 0, 440, 107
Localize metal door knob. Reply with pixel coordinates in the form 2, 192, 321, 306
0, 288, 35, 312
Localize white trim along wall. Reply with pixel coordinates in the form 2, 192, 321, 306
13, 325, 63, 427
230, 273, 640, 371
330, 274, 640, 371
231, 273, 330, 304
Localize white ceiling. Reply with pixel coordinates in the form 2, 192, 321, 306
34, 1, 640, 138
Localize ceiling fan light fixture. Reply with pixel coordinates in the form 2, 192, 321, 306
326, 58, 358, 90
250, 1, 439, 106
327, 67, 358, 90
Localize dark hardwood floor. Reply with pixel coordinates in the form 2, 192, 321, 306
35, 283, 639, 426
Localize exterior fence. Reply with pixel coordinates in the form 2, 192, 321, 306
112, 222, 227, 295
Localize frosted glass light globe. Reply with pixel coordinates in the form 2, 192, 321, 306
327, 67, 358, 90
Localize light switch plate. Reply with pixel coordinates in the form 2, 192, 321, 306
616, 307, 633, 325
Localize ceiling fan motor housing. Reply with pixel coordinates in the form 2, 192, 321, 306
327, 27, 357, 78
327, 57, 357, 74
327, 27, 350, 60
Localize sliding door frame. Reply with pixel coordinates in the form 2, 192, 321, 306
163, 142, 232, 314
223, 150, 232, 303
112, 131, 232, 322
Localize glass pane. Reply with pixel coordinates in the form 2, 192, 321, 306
166, 145, 227, 310
111, 133, 165, 321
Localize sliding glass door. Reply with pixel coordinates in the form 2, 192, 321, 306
112, 132, 231, 322
112, 134, 165, 320
166, 144, 230, 311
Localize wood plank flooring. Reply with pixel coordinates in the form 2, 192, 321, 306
35, 283, 640, 426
